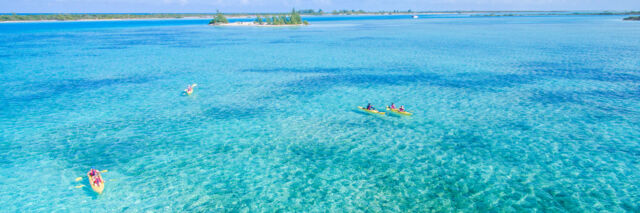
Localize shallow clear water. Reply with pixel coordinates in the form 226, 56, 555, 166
1, 15, 639, 211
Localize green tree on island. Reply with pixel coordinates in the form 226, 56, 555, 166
209, 10, 228, 24
255, 9, 307, 25
623, 16, 640, 21
279, 15, 287, 24
290, 9, 302, 24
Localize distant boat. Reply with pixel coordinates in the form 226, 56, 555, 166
412, 15, 419, 19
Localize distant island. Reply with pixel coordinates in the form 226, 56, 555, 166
3, 10, 640, 22
474, 11, 640, 17
0, 13, 214, 22
209, 9, 308, 26
624, 16, 640, 21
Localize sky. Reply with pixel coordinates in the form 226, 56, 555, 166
0, 0, 638, 13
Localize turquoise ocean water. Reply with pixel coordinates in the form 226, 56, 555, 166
1, 15, 639, 211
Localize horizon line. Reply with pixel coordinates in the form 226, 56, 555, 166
2, 10, 640, 14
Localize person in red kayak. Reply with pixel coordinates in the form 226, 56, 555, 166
399, 105, 405, 112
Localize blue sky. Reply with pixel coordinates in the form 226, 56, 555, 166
1, 0, 639, 13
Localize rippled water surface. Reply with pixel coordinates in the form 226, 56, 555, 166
1, 15, 639, 211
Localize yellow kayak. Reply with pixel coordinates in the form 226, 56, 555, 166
87, 170, 104, 194
358, 106, 385, 115
184, 83, 197, 95
386, 107, 413, 116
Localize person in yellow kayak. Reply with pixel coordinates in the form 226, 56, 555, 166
89, 168, 103, 186
366, 103, 376, 111
399, 105, 405, 112
389, 103, 396, 110
185, 84, 193, 94
95, 176, 103, 186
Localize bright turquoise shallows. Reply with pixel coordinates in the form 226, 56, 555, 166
1, 15, 639, 211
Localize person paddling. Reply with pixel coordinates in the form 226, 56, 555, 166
389, 103, 396, 110
399, 105, 405, 112
366, 103, 373, 110
94, 175, 102, 186
86, 168, 105, 194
